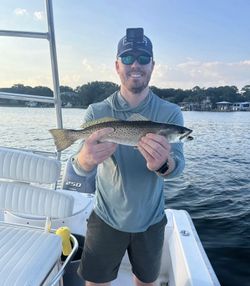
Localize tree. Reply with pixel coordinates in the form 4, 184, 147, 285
241, 85, 250, 101
76, 81, 119, 107
1, 82, 249, 108
33, 86, 53, 97
60, 86, 74, 93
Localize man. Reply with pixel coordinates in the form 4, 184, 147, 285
74, 28, 185, 286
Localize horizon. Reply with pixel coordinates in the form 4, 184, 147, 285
1, 0, 250, 90
0, 81, 248, 93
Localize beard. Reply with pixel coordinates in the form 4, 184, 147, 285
129, 82, 148, 94
122, 70, 152, 94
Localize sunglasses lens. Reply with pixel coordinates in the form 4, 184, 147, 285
120, 54, 151, 65
137, 55, 151, 65
121, 55, 135, 65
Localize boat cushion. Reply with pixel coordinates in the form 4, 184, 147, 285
0, 223, 62, 286
0, 182, 74, 218
0, 147, 61, 184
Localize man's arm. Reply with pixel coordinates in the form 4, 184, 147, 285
138, 133, 184, 178
138, 105, 186, 178
76, 128, 117, 172
70, 107, 116, 194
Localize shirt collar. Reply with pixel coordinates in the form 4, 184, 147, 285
112, 90, 152, 112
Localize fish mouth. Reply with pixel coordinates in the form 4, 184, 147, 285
179, 129, 193, 141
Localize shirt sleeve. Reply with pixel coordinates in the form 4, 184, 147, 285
70, 106, 97, 193
162, 143, 185, 179
160, 106, 185, 179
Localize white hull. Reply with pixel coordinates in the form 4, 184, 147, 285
0, 147, 220, 285
5, 191, 220, 286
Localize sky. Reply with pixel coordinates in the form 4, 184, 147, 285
1, 0, 250, 90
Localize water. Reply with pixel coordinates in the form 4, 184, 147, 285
1, 107, 250, 285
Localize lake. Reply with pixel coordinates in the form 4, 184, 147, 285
0, 107, 250, 285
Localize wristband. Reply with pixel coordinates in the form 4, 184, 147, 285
156, 159, 169, 174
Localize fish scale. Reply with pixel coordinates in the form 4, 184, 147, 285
49, 118, 193, 152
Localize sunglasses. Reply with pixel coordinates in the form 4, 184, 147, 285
119, 54, 151, 65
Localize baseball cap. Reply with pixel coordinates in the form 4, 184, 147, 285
117, 28, 153, 57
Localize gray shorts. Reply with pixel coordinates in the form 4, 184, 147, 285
77, 211, 167, 283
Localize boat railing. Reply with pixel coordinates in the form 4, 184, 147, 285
0, 0, 64, 192
0, 0, 63, 148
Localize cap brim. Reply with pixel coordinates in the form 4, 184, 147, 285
118, 48, 152, 57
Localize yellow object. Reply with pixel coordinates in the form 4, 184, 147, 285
55, 226, 72, 256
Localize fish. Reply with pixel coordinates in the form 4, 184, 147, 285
49, 117, 193, 152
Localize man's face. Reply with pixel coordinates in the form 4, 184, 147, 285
115, 52, 155, 94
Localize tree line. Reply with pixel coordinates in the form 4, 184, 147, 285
1, 82, 250, 109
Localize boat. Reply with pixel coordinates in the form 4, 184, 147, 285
0, 1, 220, 285
0, 147, 220, 286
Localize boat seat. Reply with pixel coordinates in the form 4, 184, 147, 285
0, 147, 61, 184
0, 147, 77, 286
0, 223, 61, 286
0, 148, 94, 236
0, 181, 74, 218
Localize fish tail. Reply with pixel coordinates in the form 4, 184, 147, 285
49, 129, 79, 151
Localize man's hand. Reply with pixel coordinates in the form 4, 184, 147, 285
138, 133, 175, 174
76, 128, 117, 172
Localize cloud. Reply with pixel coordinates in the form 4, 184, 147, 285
151, 59, 250, 89
57, 59, 250, 89
2, 52, 249, 90
13, 8, 45, 21
82, 59, 94, 72
57, 60, 117, 88
81, 59, 116, 77
33, 11, 45, 21
14, 8, 28, 16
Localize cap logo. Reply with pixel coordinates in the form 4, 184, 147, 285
117, 28, 153, 57
123, 35, 148, 46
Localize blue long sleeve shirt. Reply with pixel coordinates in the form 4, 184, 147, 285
73, 90, 185, 232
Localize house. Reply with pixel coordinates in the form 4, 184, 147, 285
179, 97, 212, 111
216, 101, 233, 111
232, 102, 250, 111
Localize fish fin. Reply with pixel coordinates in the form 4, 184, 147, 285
126, 113, 149, 121
49, 129, 78, 151
80, 117, 119, 129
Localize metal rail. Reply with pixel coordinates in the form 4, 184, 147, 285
0, 30, 48, 39
0, 0, 63, 129
49, 234, 79, 286
0, 92, 55, 104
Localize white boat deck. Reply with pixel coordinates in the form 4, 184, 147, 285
0, 147, 221, 286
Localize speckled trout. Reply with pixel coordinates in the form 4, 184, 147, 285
49, 117, 193, 152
